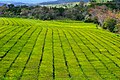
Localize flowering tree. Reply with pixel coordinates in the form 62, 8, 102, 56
88, 5, 120, 32
89, 5, 120, 22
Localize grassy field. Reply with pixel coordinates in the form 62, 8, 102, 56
0, 18, 120, 80
44, 2, 80, 8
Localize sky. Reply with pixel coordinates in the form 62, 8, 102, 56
0, 0, 57, 3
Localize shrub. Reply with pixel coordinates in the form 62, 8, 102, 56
114, 24, 120, 33
93, 17, 99, 24
84, 15, 93, 23
84, 17, 93, 23
103, 18, 117, 32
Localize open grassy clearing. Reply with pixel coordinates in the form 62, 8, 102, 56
0, 18, 120, 80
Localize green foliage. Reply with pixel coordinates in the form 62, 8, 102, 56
103, 18, 117, 32
114, 24, 120, 33
84, 16, 99, 24
84, 15, 93, 23
89, 3, 120, 10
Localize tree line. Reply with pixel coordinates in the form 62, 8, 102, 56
0, 3, 87, 20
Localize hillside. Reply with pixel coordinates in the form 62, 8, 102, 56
45, 2, 80, 8
0, 1, 26, 6
40, 0, 89, 5
0, 18, 120, 80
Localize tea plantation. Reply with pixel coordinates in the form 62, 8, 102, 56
0, 18, 120, 80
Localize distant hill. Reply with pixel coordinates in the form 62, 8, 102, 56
40, 0, 89, 5
0, 3, 4, 6
0, 1, 26, 6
